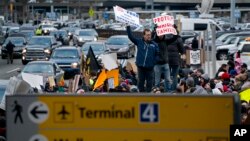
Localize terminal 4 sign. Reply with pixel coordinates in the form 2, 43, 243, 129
7, 95, 239, 141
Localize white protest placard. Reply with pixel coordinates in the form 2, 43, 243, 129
0, 77, 31, 110
153, 15, 177, 36
101, 53, 118, 71
113, 5, 140, 27
108, 78, 115, 89
190, 50, 201, 65
22, 73, 44, 90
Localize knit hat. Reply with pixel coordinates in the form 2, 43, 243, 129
229, 69, 237, 77
241, 63, 248, 69
218, 72, 225, 78
197, 68, 204, 74
186, 77, 195, 87
221, 72, 230, 80
201, 74, 210, 82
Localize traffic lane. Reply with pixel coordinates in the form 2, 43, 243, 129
0, 58, 24, 80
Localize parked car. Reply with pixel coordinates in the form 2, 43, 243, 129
216, 36, 247, 60
73, 29, 98, 46
105, 35, 135, 59
1, 37, 27, 59
39, 24, 57, 35
0, 80, 8, 102
61, 27, 81, 40
82, 41, 107, 62
235, 41, 250, 70
22, 36, 61, 65
50, 30, 69, 45
19, 30, 35, 41
50, 47, 81, 78
180, 31, 198, 42
19, 61, 64, 84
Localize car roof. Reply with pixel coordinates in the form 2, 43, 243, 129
109, 35, 128, 38
27, 61, 54, 65
54, 46, 78, 50
32, 36, 54, 38
84, 41, 104, 44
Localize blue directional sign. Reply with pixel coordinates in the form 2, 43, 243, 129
234, 9, 241, 18
103, 12, 109, 20
140, 103, 159, 123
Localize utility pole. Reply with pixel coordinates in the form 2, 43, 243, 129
230, 0, 236, 27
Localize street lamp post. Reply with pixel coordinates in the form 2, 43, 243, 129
230, 0, 236, 27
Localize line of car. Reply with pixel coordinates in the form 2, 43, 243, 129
0, 24, 136, 80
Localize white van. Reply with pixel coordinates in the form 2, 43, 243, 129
181, 18, 224, 31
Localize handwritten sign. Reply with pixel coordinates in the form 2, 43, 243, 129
113, 5, 140, 27
190, 50, 201, 65
153, 15, 177, 36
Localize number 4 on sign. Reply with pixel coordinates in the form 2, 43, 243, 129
140, 103, 159, 123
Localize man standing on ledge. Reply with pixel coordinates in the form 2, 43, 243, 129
126, 25, 159, 92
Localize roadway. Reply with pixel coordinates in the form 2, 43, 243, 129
0, 58, 24, 80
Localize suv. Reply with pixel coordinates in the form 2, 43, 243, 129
49, 46, 81, 78
235, 42, 250, 70
22, 36, 61, 65
216, 36, 247, 60
73, 29, 98, 46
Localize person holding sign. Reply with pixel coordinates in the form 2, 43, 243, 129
166, 25, 185, 92
153, 31, 172, 92
126, 25, 159, 92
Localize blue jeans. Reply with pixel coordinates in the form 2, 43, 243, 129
154, 64, 172, 92
169, 65, 179, 91
137, 67, 154, 92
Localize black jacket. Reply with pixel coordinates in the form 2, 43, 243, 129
153, 35, 169, 64
191, 37, 199, 49
166, 34, 184, 66
6, 42, 15, 53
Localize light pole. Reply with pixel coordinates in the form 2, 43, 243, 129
230, 0, 236, 27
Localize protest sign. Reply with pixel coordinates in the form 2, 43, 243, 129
113, 5, 140, 27
102, 53, 118, 71
48, 76, 56, 87
0, 77, 31, 110
22, 73, 43, 90
189, 50, 201, 65
153, 15, 177, 36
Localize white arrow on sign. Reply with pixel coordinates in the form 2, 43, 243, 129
28, 101, 49, 124
29, 134, 48, 141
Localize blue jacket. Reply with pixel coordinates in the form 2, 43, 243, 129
126, 26, 159, 69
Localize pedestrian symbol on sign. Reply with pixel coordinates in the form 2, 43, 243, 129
12, 100, 23, 124
139, 103, 159, 123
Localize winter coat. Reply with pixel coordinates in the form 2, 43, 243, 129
165, 34, 184, 66
127, 26, 159, 69
153, 35, 169, 64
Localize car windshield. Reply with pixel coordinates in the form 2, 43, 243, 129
23, 63, 54, 74
50, 31, 67, 37
217, 33, 231, 42
82, 44, 104, 51
20, 31, 34, 39
52, 49, 78, 58
0, 86, 6, 101
224, 37, 236, 45
106, 37, 129, 45
4, 38, 25, 46
79, 31, 95, 36
42, 25, 53, 28
28, 37, 51, 46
